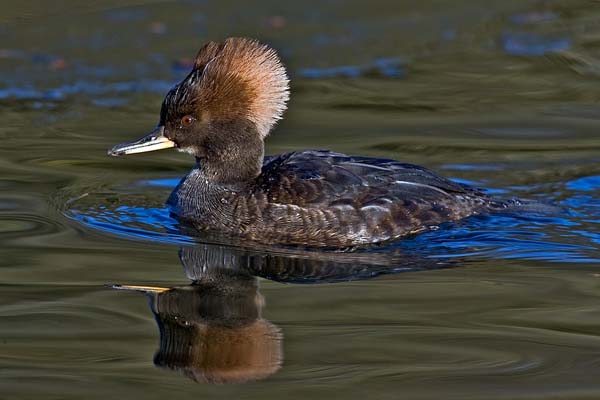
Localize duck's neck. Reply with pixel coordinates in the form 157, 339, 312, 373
168, 121, 264, 223
197, 121, 264, 186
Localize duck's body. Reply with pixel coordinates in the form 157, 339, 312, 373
168, 149, 508, 247
109, 37, 514, 248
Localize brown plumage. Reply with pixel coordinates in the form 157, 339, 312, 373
162, 37, 289, 140
108, 37, 519, 248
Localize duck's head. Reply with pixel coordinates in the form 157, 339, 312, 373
108, 37, 289, 180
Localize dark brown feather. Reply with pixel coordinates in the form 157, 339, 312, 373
169, 150, 513, 247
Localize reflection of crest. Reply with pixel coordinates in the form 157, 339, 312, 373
116, 263, 282, 384
150, 281, 282, 384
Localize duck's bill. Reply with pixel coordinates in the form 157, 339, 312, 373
108, 125, 175, 156
111, 284, 170, 293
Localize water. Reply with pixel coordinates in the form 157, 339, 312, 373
2, 0, 600, 398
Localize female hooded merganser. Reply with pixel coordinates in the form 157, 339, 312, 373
109, 37, 513, 248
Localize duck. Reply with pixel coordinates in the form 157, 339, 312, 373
108, 37, 515, 248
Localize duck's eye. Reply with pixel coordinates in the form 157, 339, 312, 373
181, 115, 195, 126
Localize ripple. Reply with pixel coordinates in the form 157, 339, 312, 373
69, 206, 192, 245
501, 32, 571, 57
510, 11, 559, 25
442, 164, 505, 172
566, 175, 600, 192
0, 80, 174, 101
0, 214, 62, 242
298, 57, 405, 79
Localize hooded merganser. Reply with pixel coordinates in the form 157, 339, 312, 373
108, 37, 514, 248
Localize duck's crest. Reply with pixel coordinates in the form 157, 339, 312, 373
182, 37, 290, 138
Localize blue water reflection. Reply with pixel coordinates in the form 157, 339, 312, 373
502, 32, 571, 56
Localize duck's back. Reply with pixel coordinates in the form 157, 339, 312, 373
238, 150, 508, 247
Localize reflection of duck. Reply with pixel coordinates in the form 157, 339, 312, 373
116, 264, 281, 384
108, 37, 517, 248
115, 243, 459, 383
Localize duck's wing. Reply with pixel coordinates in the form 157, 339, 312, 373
256, 150, 483, 209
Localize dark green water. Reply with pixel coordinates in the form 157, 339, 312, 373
3, 1, 600, 398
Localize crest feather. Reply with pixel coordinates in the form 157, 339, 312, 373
193, 37, 290, 138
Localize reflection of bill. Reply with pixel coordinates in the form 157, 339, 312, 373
114, 265, 282, 384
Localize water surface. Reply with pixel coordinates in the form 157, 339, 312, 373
2, 1, 600, 399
